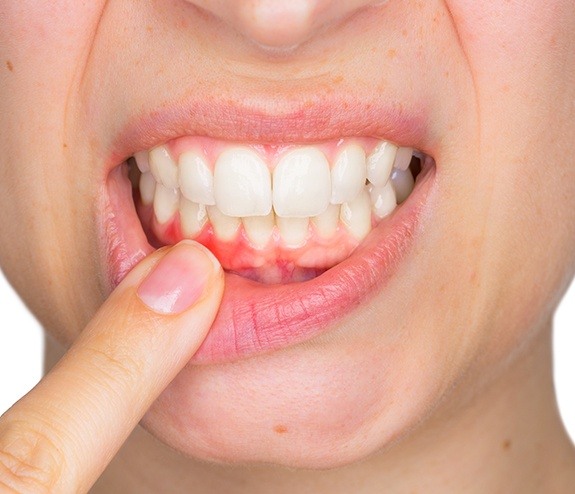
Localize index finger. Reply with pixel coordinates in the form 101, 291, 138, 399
0, 241, 224, 493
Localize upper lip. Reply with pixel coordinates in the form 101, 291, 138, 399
109, 93, 432, 168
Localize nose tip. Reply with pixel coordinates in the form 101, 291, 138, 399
238, 1, 318, 49
187, 1, 380, 50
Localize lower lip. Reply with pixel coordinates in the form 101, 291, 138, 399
101, 163, 435, 364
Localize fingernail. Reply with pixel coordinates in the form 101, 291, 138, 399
137, 241, 218, 314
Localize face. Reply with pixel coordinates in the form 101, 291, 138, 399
1, 0, 575, 468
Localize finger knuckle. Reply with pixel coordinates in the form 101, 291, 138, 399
83, 344, 144, 391
0, 419, 65, 493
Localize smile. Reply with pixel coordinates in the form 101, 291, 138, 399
101, 101, 436, 363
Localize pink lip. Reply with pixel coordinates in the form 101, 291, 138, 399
100, 97, 435, 364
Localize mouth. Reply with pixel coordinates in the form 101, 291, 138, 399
101, 103, 436, 364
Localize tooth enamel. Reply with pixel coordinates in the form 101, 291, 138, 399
180, 199, 208, 237
393, 147, 414, 171
134, 151, 150, 173
214, 147, 272, 217
340, 190, 372, 241
139, 171, 156, 205
149, 146, 179, 189
330, 144, 367, 204
179, 151, 216, 206
312, 204, 340, 239
366, 141, 397, 187
153, 184, 180, 224
243, 212, 275, 249
369, 182, 397, 219
277, 217, 310, 248
390, 168, 415, 204
273, 147, 331, 218
207, 206, 241, 241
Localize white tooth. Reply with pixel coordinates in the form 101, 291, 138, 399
180, 199, 208, 237
277, 217, 309, 248
394, 147, 413, 171
149, 146, 179, 189
366, 141, 397, 187
139, 171, 156, 205
273, 147, 331, 218
390, 168, 415, 204
243, 212, 275, 249
312, 204, 340, 239
214, 147, 272, 217
134, 151, 150, 173
153, 184, 180, 224
369, 182, 397, 219
330, 144, 367, 204
207, 206, 241, 241
340, 190, 372, 241
179, 151, 216, 206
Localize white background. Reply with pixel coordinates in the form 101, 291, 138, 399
1, 270, 574, 444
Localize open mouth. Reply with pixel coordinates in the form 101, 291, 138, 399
128, 136, 429, 284
102, 114, 435, 364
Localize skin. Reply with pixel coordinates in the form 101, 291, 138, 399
1, 0, 575, 492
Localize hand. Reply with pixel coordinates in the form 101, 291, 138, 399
0, 241, 224, 493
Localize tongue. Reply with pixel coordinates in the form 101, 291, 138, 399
137, 202, 364, 284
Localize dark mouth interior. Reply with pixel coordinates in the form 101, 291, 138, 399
125, 152, 428, 284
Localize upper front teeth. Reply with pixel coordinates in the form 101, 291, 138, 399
214, 147, 272, 217
273, 147, 331, 218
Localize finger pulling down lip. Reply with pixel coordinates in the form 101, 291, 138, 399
99, 98, 436, 364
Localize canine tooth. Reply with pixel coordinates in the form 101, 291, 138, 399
134, 151, 150, 173
277, 217, 309, 248
179, 151, 215, 206
149, 146, 179, 189
214, 147, 272, 217
312, 204, 340, 239
367, 141, 397, 187
153, 184, 180, 224
207, 206, 241, 241
340, 190, 371, 241
139, 172, 156, 205
390, 168, 415, 203
394, 147, 414, 171
273, 147, 331, 218
180, 199, 208, 237
243, 212, 275, 249
369, 182, 397, 219
330, 144, 367, 204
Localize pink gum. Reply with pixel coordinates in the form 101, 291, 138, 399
166, 135, 382, 170
142, 203, 364, 274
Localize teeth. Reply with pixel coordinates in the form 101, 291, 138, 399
340, 190, 372, 241
273, 147, 331, 218
149, 146, 179, 189
207, 206, 241, 241
214, 147, 272, 217
390, 168, 415, 204
180, 199, 208, 237
142, 140, 423, 250
330, 144, 367, 204
369, 182, 397, 219
153, 184, 180, 224
139, 172, 156, 205
134, 151, 150, 173
277, 217, 310, 248
179, 151, 216, 206
312, 204, 340, 239
243, 212, 275, 249
366, 141, 397, 187
393, 147, 413, 171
